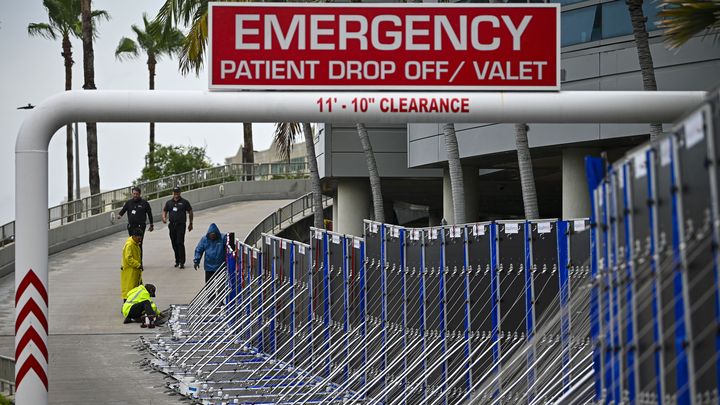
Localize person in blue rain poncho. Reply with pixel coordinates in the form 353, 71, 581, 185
193, 223, 226, 283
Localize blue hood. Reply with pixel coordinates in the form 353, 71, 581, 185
206, 223, 221, 238
195, 223, 225, 272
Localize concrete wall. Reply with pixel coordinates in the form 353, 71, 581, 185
318, 123, 442, 178
407, 35, 720, 167
0, 179, 311, 278
0, 244, 13, 278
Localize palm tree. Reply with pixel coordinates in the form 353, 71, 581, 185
514, 124, 539, 219
627, 0, 663, 140
28, 0, 83, 203
658, 0, 720, 49
154, 0, 255, 166
441, 121, 539, 224
442, 123, 466, 224
115, 14, 184, 170
357, 123, 385, 223
80, 0, 109, 209
274, 123, 324, 229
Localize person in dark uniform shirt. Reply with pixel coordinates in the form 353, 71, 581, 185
117, 186, 154, 236
162, 186, 193, 268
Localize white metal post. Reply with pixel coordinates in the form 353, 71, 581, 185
74, 122, 80, 203
15, 149, 49, 405
14, 90, 706, 404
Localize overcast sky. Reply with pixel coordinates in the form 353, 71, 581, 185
0, 1, 278, 225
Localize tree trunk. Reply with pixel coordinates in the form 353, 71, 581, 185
356, 123, 384, 223
442, 123, 465, 225
86, 123, 100, 200
62, 34, 74, 204
303, 123, 324, 229
148, 55, 156, 169
515, 123, 539, 219
80, 0, 96, 91
242, 122, 255, 180
81, 0, 101, 211
628, 0, 663, 140
242, 123, 254, 163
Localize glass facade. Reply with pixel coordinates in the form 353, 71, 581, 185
562, 6, 602, 46
560, 0, 660, 47
458, 0, 660, 48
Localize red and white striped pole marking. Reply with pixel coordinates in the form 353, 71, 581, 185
15, 269, 49, 391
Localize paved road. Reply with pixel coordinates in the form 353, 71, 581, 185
0, 199, 291, 403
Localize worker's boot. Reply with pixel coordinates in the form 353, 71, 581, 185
148, 316, 156, 329
141, 315, 150, 328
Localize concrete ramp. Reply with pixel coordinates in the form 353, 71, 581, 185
0, 199, 292, 404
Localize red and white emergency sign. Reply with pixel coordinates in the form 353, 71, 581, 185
209, 3, 559, 91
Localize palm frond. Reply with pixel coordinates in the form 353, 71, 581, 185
118, 10, 187, 64
115, 37, 139, 60
28, 22, 57, 40
132, 23, 152, 50
274, 123, 302, 162
154, 0, 181, 28
70, 20, 83, 38
179, 8, 207, 76
43, 0, 68, 27
180, 0, 203, 27
658, 0, 720, 48
90, 8, 110, 39
91, 9, 110, 23
159, 27, 186, 60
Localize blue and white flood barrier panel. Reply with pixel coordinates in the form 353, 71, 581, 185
134, 92, 719, 405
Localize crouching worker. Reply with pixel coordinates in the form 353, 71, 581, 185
122, 283, 160, 328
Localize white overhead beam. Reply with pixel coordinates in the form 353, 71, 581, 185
17, 90, 705, 150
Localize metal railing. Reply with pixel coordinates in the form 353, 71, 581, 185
0, 355, 14, 397
0, 161, 309, 248
0, 222, 14, 249
243, 192, 332, 246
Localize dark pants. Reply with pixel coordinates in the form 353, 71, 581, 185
168, 222, 186, 265
126, 223, 147, 236
126, 300, 154, 320
205, 271, 219, 304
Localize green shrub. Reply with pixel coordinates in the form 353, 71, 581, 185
137, 144, 212, 183
0, 393, 13, 405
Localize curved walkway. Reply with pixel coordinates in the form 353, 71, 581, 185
0, 199, 292, 404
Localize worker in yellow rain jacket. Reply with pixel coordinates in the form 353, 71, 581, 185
121, 228, 144, 300
122, 284, 160, 328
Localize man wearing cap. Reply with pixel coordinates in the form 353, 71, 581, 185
122, 283, 160, 328
121, 228, 144, 301
162, 186, 193, 268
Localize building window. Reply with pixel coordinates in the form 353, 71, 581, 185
602, 0, 659, 38
602, 1, 633, 38
561, 1, 660, 47
562, 5, 602, 46
557, 0, 587, 5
